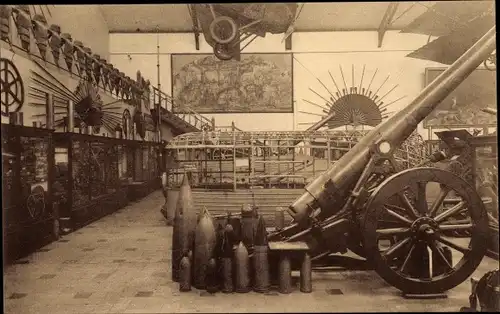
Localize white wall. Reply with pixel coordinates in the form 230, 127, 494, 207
108, 31, 462, 138
49, 5, 110, 59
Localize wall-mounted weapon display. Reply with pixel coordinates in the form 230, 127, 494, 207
297, 63, 405, 130
0, 58, 25, 117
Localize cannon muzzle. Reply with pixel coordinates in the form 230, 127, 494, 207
482, 107, 497, 115
290, 26, 497, 222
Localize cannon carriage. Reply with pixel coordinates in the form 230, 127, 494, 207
266, 26, 497, 295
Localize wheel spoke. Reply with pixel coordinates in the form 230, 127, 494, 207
399, 243, 416, 273
436, 236, 471, 254
428, 241, 454, 272
416, 182, 428, 215
384, 206, 414, 225
382, 237, 411, 259
376, 227, 410, 235
428, 186, 451, 217
439, 223, 473, 231
397, 192, 421, 219
434, 201, 467, 223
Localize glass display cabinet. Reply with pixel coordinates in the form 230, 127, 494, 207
1, 124, 56, 263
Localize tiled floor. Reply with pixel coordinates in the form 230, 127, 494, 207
3, 191, 499, 313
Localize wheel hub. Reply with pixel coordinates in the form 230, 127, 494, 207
411, 217, 439, 239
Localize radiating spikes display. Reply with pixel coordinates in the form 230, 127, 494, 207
366, 68, 378, 94
32, 60, 78, 99
377, 84, 399, 105
339, 65, 348, 92
328, 70, 342, 96
302, 99, 329, 111
309, 88, 333, 106
380, 95, 407, 109
372, 75, 390, 99
298, 110, 324, 117
359, 64, 365, 91
351, 64, 355, 89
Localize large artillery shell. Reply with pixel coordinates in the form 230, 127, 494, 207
234, 242, 250, 293
177, 173, 197, 250
205, 258, 219, 293
300, 253, 312, 293
179, 252, 192, 292
193, 208, 216, 290
254, 215, 268, 246
241, 205, 255, 254
253, 245, 270, 293
279, 255, 292, 294
228, 217, 242, 245
222, 257, 233, 293
171, 209, 185, 282
165, 188, 179, 226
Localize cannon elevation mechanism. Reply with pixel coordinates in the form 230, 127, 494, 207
268, 26, 496, 295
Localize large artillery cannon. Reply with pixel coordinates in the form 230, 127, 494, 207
268, 26, 496, 294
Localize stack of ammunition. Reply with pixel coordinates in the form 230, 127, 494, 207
171, 176, 272, 294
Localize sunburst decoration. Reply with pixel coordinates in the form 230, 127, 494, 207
296, 63, 407, 130
28, 59, 126, 134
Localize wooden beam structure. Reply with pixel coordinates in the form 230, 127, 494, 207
377, 2, 399, 48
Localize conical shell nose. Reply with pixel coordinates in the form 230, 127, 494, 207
181, 172, 190, 187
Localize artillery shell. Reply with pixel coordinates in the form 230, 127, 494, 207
177, 173, 197, 250
279, 254, 292, 294
206, 258, 219, 293
253, 245, 270, 293
193, 208, 216, 290
241, 204, 255, 254
300, 253, 312, 293
222, 257, 233, 293
234, 242, 250, 293
228, 217, 242, 245
275, 207, 285, 231
179, 251, 192, 292
171, 207, 185, 282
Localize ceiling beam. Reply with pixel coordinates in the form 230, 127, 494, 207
378, 2, 400, 48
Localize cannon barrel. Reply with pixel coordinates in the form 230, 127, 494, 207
289, 26, 496, 222
482, 107, 497, 115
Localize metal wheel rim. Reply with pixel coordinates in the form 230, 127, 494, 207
362, 167, 489, 294
209, 16, 239, 44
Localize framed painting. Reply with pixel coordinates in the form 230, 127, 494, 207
171, 53, 293, 113
423, 68, 497, 128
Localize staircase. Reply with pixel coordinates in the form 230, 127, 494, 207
192, 188, 303, 226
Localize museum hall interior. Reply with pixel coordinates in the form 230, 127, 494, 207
1, 2, 498, 313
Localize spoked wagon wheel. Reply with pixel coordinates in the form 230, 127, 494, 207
362, 167, 489, 294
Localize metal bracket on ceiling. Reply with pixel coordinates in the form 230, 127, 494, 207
377, 2, 400, 48
188, 4, 200, 50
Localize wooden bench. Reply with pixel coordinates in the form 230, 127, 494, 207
268, 241, 312, 294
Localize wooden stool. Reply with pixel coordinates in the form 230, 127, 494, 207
268, 241, 311, 294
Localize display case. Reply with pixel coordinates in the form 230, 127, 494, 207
124, 140, 162, 202
1, 124, 56, 263
470, 135, 498, 259
53, 133, 129, 230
